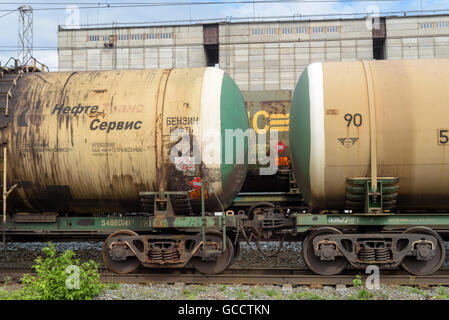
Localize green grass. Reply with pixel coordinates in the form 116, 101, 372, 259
235, 289, 246, 300
182, 289, 197, 300
108, 283, 120, 290
181, 285, 208, 299
295, 291, 325, 300
406, 286, 426, 295
219, 284, 228, 292
433, 285, 449, 299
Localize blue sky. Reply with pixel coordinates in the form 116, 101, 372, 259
0, 0, 448, 70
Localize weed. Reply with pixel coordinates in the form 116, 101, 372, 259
2, 242, 105, 300
295, 291, 324, 300
265, 289, 276, 297
353, 275, 363, 288
356, 288, 373, 300
434, 285, 449, 299
182, 289, 197, 300
108, 283, 120, 290
235, 289, 246, 300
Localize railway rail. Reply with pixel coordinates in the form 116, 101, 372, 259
2, 267, 449, 287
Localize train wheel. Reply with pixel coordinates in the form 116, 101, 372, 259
303, 227, 347, 276
102, 230, 141, 274
400, 227, 446, 276
190, 234, 234, 275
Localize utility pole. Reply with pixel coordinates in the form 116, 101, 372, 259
18, 5, 33, 66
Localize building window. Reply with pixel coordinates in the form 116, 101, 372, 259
89, 35, 100, 41
266, 28, 276, 35
436, 21, 448, 28
420, 22, 433, 29
118, 34, 129, 40
312, 26, 325, 33
326, 26, 338, 33
282, 27, 292, 34
160, 33, 172, 39
146, 33, 157, 40
296, 27, 307, 34
252, 28, 263, 35
131, 34, 143, 40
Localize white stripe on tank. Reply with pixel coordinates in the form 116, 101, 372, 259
200, 67, 224, 195
308, 62, 326, 203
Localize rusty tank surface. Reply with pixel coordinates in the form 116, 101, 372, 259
2, 67, 248, 213
290, 59, 449, 210
240, 90, 292, 192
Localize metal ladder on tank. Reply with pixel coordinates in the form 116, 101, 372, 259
0, 57, 48, 245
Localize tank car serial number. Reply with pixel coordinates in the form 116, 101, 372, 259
328, 217, 360, 224
101, 219, 132, 227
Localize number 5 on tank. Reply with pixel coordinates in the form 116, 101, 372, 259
438, 128, 449, 145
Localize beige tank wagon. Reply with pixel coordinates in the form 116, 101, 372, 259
0, 67, 248, 214
288, 59, 449, 276
290, 59, 449, 211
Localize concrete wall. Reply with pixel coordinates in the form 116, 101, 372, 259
58, 25, 206, 71
386, 15, 449, 59
58, 18, 373, 91
59, 15, 449, 91
218, 19, 372, 91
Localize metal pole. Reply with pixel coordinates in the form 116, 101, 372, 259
2, 145, 6, 247
18, 6, 33, 66
201, 180, 205, 256
222, 212, 226, 251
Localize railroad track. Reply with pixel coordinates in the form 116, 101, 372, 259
2, 267, 449, 287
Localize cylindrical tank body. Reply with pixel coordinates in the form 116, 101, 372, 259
4, 67, 248, 213
290, 59, 449, 210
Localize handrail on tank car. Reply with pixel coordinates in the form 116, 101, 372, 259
1, 56, 49, 73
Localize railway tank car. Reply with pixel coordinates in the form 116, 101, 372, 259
0, 66, 252, 274
290, 59, 449, 210
289, 59, 449, 276
1, 67, 248, 214
7, 59, 449, 277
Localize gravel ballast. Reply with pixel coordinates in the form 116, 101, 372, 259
96, 283, 449, 300
1, 240, 449, 269
1, 241, 449, 300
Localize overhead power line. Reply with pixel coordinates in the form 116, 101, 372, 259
0, 8, 17, 18
0, 0, 405, 12
0, 0, 405, 5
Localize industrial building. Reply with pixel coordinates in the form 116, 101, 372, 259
58, 13, 449, 91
